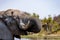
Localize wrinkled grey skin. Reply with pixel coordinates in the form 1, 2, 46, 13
0, 9, 42, 40
26, 18, 42, 33
0, 20, 13, 40
3, 9, 42, 32
18, 17, 42, 33
0, 16, 42, 40
0, 16, 28, 40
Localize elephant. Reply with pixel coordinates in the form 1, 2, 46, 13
17, 17, 42, 33
0, 15, 42, 40
0, 15, 28, 40
2, 9, 42, 33
0, 9, 42, 40
14, 16, 42, 39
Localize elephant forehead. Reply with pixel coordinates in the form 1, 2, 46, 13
3, 9, 27, 16
1, 9, 30, 18
4, 9, 21, 16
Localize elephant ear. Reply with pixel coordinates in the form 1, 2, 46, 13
26, 17, 42, 33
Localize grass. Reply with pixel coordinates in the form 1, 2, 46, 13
21, 30, 60, 40
21, 33, 42, 38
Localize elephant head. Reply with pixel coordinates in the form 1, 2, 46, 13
17, 17, 42, 33
1, 9, 42, 39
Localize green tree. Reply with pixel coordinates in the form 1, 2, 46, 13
47, 15, 52, 23
32, 13, 39, 19
42, 17, 47, 24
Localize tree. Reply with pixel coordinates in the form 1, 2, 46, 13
42, 17, 47, 24
32, 13, 39, 19
53, 15, 60, 24
47, 15, 52, 23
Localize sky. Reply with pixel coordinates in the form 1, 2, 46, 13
0, 0, 60, 19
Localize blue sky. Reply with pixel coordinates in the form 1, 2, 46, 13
0, 0, 60, 19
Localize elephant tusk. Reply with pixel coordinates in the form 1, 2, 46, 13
20, 19, 30, 30
24, 20, 30, 30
